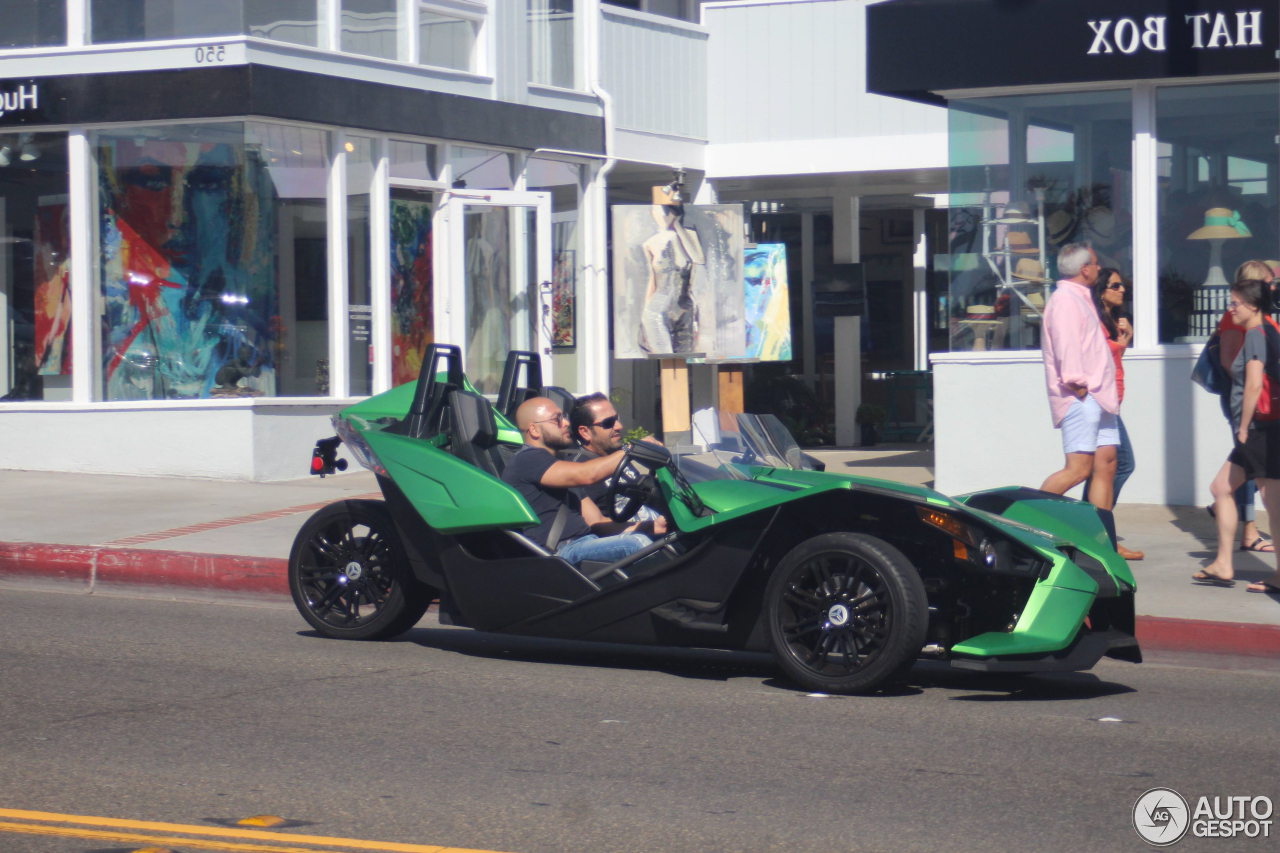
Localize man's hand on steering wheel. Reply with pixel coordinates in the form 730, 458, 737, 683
602, 441, 659, 522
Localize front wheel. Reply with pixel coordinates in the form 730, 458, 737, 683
765, 532, 928, 694
288, 500, 434, 640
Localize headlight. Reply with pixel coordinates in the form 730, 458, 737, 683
918, 506, 1049, 578
332, 415, 388, 477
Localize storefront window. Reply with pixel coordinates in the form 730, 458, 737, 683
346, 136, 375, 396
529, 0, 575, 89
449, 145, 513, 190
341, 0, 404, 60
526, 158, 580, 383
1156, 82, 1280, 343
946, 90, 1132, 352
90, 0, 329, 47
419, 5, 479, 71
96, 122, 332, 400
0, 0, 64, 47
0, 132, 69, 401
389, 140, 438, 182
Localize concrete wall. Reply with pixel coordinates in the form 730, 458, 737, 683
0, 403, 354, 482
702, 0, 947, 176
932, 350, 1228, 507
601, 5, 709, 140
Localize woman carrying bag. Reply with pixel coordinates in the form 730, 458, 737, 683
1194, 278, 1280, 587
1193, 260, 1278, 553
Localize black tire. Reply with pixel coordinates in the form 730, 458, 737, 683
288, 500, 434, 640
765, 532, 928, 694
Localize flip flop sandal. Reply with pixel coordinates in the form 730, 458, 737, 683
1247, 580, 1280, 594
1241, 538, 1276, 553
1192, 571, 1236, 587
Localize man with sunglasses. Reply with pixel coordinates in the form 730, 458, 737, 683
566, 393, 667, 529
502, 396, 659, 567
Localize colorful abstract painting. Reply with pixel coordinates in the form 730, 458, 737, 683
743, 243, 792, 361
97, 131, 278, 401
551, 248, 574, 346
390, 196, 433, 387
33, 199, 71, 376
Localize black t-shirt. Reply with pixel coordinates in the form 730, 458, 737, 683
562, 447, 608, 505
502, 445, 591, 548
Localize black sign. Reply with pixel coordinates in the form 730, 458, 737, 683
0, 80, 45, 126
0, 66, 604, 154
868, 0, 1279, 103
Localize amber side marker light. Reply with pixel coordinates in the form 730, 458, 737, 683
917, 506, 972, 542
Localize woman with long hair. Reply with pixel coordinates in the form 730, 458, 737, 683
1195, 278, 1280, 587
1084, 267, 1142, 560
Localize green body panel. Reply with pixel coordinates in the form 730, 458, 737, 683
951, 584, 1093, 657
961, 494, 1137, 590
341, 382, 416, 421
661, 470, 853, 532
362, 427, 536, 533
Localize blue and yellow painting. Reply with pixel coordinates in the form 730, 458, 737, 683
743, 243, 792, 361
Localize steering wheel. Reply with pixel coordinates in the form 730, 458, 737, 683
602, 443, 662, 522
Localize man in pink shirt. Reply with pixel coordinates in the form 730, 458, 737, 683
1039, 243, 1120, 510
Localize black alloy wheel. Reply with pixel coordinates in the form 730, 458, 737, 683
765, 532, 928, 694
288, 500, 433, 640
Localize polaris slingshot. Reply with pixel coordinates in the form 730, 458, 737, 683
290, 344, 1141, 694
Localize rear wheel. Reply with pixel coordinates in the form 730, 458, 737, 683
765, 532, 928, 694
288, 500, 433, 640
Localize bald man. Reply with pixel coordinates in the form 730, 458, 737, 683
501, 397, 663, 567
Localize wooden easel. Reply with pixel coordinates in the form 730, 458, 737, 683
660, 358, 691, 433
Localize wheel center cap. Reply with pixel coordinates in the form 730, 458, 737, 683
827, 603, 850, 627
344, 561, 364, 581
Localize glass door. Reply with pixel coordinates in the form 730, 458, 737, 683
445, 191, 552, 394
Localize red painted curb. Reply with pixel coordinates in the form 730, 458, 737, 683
1136, 615, 1280, 658
0, 542, 288, 595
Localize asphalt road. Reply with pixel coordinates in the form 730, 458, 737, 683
1, 588, 1278, 853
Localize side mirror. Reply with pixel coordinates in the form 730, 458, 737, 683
626, 440, 672, 469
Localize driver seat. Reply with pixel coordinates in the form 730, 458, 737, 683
497, 350, 575, 421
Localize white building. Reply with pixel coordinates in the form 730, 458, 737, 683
0, 0, 1275, 509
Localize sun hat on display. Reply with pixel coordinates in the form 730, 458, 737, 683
1011, 258, 1050, 283
1083, 206, 1115, 244
1047, 210, 1075, 244
1188, 208, 1251, 240
1004, 231, 1039, 254
993, 202, 1034, 224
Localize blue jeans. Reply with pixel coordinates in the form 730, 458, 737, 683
1083, 415, 1135, 503
556, 532, 652, 567
1236, 479, 1257, 524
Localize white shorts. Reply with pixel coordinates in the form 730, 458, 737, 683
1061, 394, 1120, 454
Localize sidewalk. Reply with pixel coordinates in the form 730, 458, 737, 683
1, 449, 1278, 655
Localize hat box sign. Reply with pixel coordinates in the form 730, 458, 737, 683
1087, 11, 1262, 56
0, 83, 39, 122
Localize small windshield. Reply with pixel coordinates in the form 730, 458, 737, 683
672, 410, 815, 483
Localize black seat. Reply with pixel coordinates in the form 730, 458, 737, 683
448, 389, 507, 477
497, 350, 575, 422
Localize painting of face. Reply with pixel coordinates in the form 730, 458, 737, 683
97, 126, 278, 401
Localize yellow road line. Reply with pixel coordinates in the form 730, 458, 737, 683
0, 808, 509, 853
0, 820, 358, 853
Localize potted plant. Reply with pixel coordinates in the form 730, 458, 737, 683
855, 404, 887, 447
